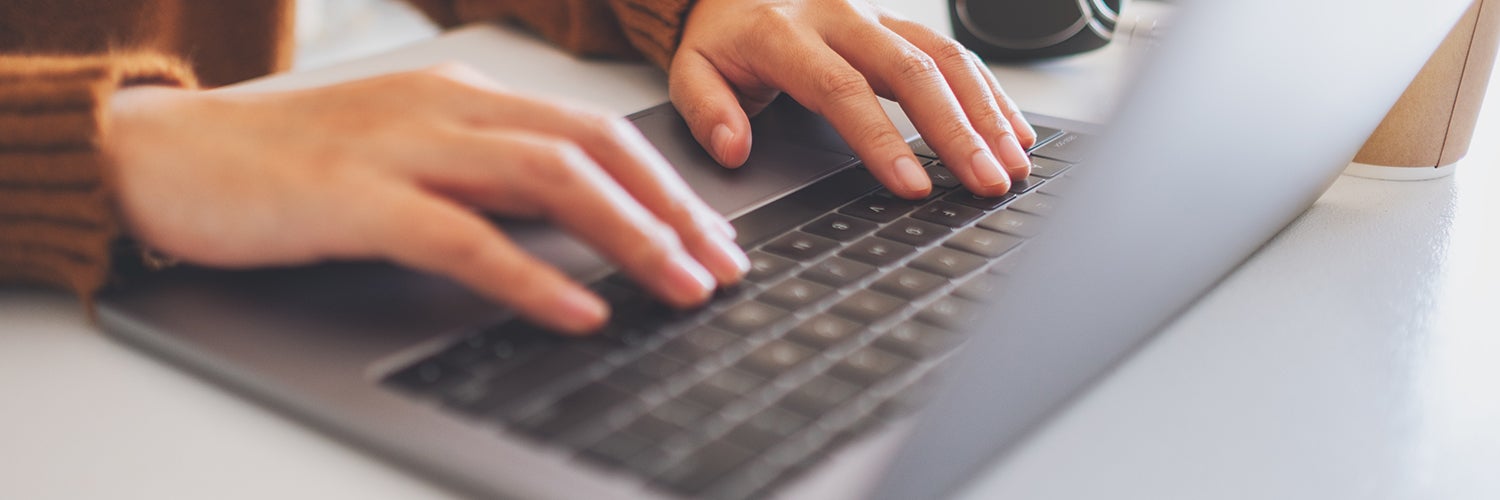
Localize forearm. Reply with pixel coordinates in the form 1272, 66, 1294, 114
403, 0, 696, 68
0, 53, 198, 298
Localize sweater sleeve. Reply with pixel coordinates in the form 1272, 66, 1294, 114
0, 53, 198, 299
404, 0, 696, 69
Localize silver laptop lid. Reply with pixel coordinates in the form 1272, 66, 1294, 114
872, 0, 1473, 498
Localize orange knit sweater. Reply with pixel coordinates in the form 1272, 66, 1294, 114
0, 0, 693, 300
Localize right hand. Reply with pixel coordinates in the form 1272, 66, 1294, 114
102, 64, 748, 334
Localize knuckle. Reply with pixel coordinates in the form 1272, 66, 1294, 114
526, 139, 592, 185
747, 4, 797, 33
851, 121, 900, 150
893, 51, 941, 83
624, 223, 681, 268
424, 228, 490, 267
931, 40, 975, 69
974, 103, 1010, 133
817, 70, 872, 105
941, 120, 981, 145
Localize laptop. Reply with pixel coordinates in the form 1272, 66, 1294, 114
95, 0, 1471, 498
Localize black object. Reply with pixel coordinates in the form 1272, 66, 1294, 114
952, 0, 1126, 60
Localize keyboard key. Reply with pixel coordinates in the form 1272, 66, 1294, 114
739, 339, 817, 377
944, 189, 1015, 211
453, 346, 602, 417
910, 138, 938, 159
759, 278, 836, 310
874, 322, 963, 358
700, 368, 765, 399
917, 296, 984, 329
978, 210, 1044, 238
763, 232, 839, 261
1029, 157, 1072, 178
1009, 193, 1059, 216
744, 251, 797, 283
731, 167, 882, 248
510, 383, 635, 441
440, 322, 559, 374
912, 201, 984, 227
830, 290, 906, 323
924, 163, 962, 189
944, 227, 1023, 258
712, 301, 790, 334
910, 247, 987, 278
872, 268, 947, 300
386, 359, 464, 396
581, 432, 653, 468
954, 273, 1002, 300
1028, 125, 1065, 148
647, 397, 714, 429
801, 214, 877, 242
1037, 176, 1073, 196
876, 219, 952, 247
683, 379, 740, 409
988, 246, 1030, 275
1031, 132, 1091, 163
787, 314, 864, 349
1007, 176, 1044, 195
840, 237, 916, 267
781, 375, 860, 417
830, 347, 914, 387
725, 406, 811, 450
658, 326, 740, 363
800, 256, 877, 287
625, 412, 687, 443
619, 352, 690, 383
839, 194, 919, 223
654, 440, 756, 496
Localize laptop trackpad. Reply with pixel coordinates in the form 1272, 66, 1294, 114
506, 98, 859, 278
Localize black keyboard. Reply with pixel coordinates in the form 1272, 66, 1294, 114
385, 126, 1087, 499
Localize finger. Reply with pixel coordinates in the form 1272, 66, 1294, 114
447, 93, 747, 283
882, 17, 1034, 181
825, 22, 1012, 197
753, 34, 932, 199
427, 131, 721, 309
974, 58, 1038, 150
430, 90, 746, 285
357, 184, 608, 334
669, 51, 755, 168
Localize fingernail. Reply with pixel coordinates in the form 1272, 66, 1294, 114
972, 149, 1010, 189
894, 156, 931, 196
997, 137, 1032, 180
704, 234, 750, 284
716, 217, 737, 240
662, 254, 716, 305
554, 287, 608, 334
711, 124, 734, 162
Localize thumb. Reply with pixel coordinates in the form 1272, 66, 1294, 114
669, 51, 755, 168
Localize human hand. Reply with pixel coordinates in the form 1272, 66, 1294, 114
102, 64, 748, 334
670, 0, 1037, 199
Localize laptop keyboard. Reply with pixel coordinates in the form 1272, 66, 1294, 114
385, 125, 1086, 499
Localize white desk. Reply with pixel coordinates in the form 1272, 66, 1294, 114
3, 2, 1499, 499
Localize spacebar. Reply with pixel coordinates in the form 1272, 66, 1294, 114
731, 167, 882, 248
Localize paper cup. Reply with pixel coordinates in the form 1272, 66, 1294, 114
1348, 0, 1500, 180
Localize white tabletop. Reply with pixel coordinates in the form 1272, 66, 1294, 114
4, 2, 1499, 499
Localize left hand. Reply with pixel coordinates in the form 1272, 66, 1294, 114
670, 0, 1037, 200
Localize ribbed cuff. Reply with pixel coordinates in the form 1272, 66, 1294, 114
610, 0, 696, 69
0, 53, 198, 300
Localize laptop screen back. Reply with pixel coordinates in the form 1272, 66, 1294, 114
871, 0, 1474, 498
